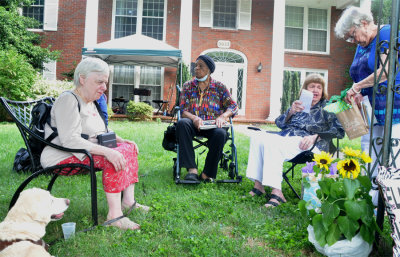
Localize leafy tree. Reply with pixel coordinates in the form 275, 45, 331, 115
371, 0, 392, 25
281, 71, 300, 114
0, 0, 59, 71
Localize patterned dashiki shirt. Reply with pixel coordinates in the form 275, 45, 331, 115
275, 100, 345, 152
179, 77, 239, 120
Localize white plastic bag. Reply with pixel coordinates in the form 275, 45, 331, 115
307, 225, 372, 257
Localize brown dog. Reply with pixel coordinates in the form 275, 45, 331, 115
0, 188, 70, 257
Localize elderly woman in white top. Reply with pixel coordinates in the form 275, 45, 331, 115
40, 57, 148, 230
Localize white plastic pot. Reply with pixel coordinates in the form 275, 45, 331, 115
307, 225, 372, 257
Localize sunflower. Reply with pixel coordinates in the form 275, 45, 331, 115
313, 151, 333, 171
342, 147, 361, 158
360, 151, 372, 163
337, 158, 361, 179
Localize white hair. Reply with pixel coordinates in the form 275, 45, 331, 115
73, 57, 109, 87
335, 6, 374, 39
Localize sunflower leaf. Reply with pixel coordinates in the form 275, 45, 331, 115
312, 214, 327, 246
360, 224, 374, 244
344, 200, 362, 220
321, 202, 340, 230
330, 181, 345, 199
326, 223, 342, 246
357, 175, 372, 191
343, 178, 360, 200
318, 179, 332, 196
359, 200, 374, 225
337, 215, 359, 240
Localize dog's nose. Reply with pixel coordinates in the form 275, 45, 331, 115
65, 199, 70, 205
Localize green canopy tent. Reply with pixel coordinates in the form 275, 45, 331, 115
82, 34, 182, 114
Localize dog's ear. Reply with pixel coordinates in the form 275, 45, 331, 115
11, 188, 52, 224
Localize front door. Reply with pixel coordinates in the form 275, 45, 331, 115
212, 63, 238, 102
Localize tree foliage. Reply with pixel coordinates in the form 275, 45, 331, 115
281, 71, 301, 114
0, 0, 59, 71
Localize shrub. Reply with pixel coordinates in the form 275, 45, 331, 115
31, 76, 74, 99
126, 101, 153, 121
0, 49, 36, 101
0, 49, 37, 121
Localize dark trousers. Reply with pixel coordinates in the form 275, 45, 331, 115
176, 118, 227, 178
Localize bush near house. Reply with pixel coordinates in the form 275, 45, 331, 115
126, 101, 153, 121
30, 77, 74, 100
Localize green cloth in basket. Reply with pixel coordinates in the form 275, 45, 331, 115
323, 89, 351, 114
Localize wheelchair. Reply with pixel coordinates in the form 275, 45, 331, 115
168, 106, 242, 184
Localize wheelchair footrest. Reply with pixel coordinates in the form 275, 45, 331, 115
175, 179, 201, 184
216, 178, 242, 183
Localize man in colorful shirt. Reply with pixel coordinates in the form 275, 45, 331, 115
177, 55, 238, 182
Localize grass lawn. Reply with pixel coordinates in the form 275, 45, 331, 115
0, 121, 394, 256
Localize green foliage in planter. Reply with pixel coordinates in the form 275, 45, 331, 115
298, 149, 379, 247
126, 101, 153, 121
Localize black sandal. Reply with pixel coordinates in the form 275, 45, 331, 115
265, 194, 286, 208
250, 188, 264, 196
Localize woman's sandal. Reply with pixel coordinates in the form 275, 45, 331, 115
265, 194, 286, 208
249, 188, 265, 197
122, 201, 150, 214
106, 217, 140, 230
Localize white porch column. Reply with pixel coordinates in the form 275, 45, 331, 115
179, 0, 193, 65
267, 0, 285, 121
84, 0, 99, 47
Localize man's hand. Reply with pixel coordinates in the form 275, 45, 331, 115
193, 116, 203, 130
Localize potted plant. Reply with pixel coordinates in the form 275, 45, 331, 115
298, 147, 379, 256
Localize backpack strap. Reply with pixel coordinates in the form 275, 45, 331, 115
94, 101, 109, 132
45, 91, 83, 142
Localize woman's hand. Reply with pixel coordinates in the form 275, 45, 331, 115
299, 135, 318, 151
193, 116, 203, 130
104, 148, 126, 172
215, 115, 227, 128
289, 100, 304, 115
345, 83, 361, 104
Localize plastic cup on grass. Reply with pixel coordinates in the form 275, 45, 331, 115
62, 222, 76, 240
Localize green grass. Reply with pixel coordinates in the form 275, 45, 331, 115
0, 121, 393, 256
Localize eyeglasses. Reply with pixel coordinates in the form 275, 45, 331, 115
346, 26, 359, 43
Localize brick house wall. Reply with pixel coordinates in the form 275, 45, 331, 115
35, 0, 354, 121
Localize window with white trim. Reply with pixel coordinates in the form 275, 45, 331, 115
23, 0, 59, 31
114, 0, 165, 40
23, 0, 44, 29
285, 5, 329, 53
199, 0, 252, 30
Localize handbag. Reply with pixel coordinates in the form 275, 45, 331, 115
335, 99, 369, 140
162, 123, 177, 151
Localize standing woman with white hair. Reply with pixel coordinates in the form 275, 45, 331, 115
335, 6, 400, 205
40, 57, 149, 230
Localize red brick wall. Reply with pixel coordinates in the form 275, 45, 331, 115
284, 7, 355, 99
40, 0, 87, 80
191, 0, 274, 120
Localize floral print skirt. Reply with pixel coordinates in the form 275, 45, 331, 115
57, 142, 139, 193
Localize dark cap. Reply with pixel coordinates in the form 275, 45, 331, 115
196, 55, 215, 73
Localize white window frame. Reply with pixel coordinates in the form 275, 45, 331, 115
23, 0, 59, 32
111, 0, 167, 41
199, 0, 252, 31
284, 4, 331, 55
110, 0, 167, 106
283, 67, 329, 92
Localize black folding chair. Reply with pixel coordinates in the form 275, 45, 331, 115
0, 96, 101, 226
247, 127, 340, 199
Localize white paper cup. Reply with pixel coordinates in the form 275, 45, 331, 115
62, 222, 76, 239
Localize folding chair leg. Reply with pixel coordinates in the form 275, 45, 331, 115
283, 173, 301, 199
90, 169, 98, 226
